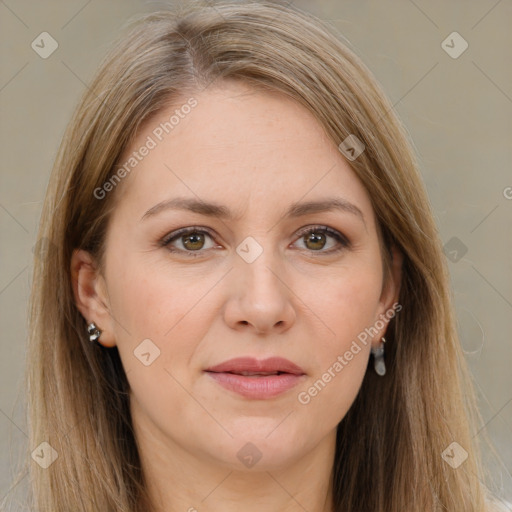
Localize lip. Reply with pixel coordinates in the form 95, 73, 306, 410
204, 357, 306, 400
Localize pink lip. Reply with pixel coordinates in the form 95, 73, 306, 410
205, 357, 306, 400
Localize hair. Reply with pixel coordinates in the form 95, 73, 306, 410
18, 1, 501, 510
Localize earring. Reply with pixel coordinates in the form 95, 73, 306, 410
371, 336, 386, 376
87, 322, 102, 344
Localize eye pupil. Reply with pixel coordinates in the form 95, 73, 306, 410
305, 232, 326, 250
183, 232, 205, 250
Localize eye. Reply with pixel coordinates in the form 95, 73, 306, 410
161, 227, 218, 257
292, 225, 350, 254
160, 224, 350, 258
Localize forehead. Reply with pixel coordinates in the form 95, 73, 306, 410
111, 81, 374, 225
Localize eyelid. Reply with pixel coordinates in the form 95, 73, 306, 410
160, 226, 220, 258
294, 225, 350, 245
292, 224, 351, 254
160, 225, 217, 246
160, 224, 351, 256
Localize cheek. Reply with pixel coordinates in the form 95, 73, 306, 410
104, 253, 215, 377
332, 271, 382, 340
300, 255, 383, 349
105, 261, 216, 434
293, 258, 382, 418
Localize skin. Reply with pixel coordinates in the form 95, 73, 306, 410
72, 80, 402, 512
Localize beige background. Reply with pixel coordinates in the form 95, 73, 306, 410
1, 0, 511, 507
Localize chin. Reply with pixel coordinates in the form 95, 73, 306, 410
205, 424, 310, 471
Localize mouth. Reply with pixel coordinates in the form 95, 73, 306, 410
220, 371, 290, 376
204, 357, 306, 399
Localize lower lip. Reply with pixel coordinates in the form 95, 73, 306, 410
205, 372, 304, 399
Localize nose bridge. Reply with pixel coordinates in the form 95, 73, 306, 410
236, 237, 285, 303
225, 235, 295, 333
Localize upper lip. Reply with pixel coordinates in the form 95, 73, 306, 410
205, 357, 306, 376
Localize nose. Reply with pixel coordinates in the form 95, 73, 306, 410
223, 249, 296, 335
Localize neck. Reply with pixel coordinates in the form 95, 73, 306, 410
133, 413, 336, 512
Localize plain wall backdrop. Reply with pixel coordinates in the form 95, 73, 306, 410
1, 0, 511, 508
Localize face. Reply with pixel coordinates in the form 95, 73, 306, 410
73, 80, 400, 473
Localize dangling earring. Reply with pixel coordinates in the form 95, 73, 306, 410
371, 336, 386, 376
87, 322, 102, 344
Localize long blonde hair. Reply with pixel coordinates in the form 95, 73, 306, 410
21, 1, 494, 510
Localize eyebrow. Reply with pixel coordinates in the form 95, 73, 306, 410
141, 196, 365, 225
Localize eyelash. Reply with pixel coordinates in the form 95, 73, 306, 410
160, 225, 351, 258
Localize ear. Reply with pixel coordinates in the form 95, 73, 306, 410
372, 244, 403, 347
70, 249, 117, 347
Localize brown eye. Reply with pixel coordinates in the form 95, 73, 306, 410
293, 225, 350, 254
182, 232, 205, 251
162, 227, 217, 257
304, 231, 327, 251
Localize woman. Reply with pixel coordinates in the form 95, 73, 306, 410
23, 1, 504, 510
